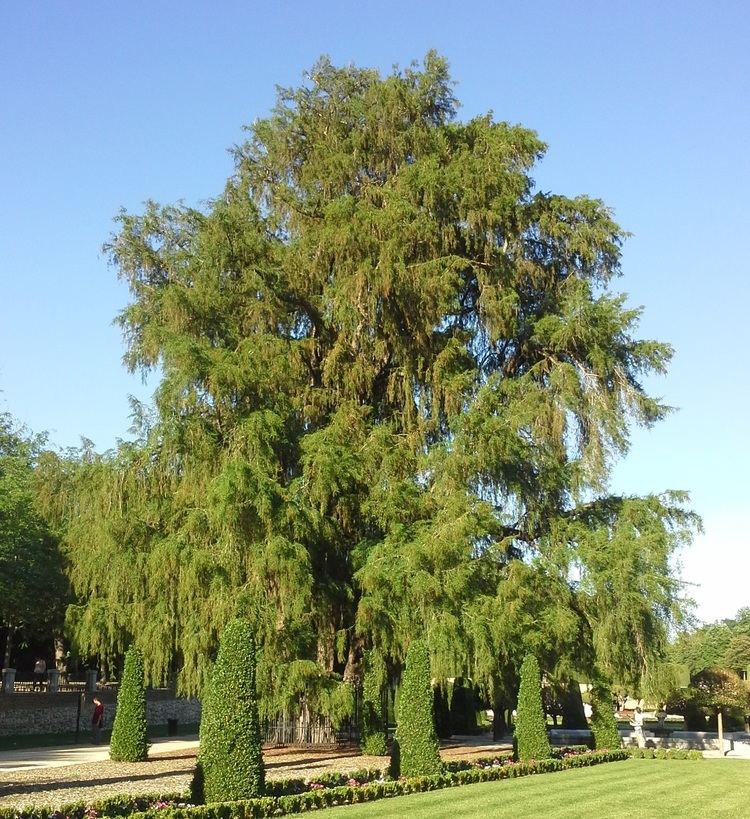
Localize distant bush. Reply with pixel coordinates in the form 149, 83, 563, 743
629, 747, 703, 760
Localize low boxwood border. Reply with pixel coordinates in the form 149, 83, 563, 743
130, 750, 629, 819
1, 750, 630, 819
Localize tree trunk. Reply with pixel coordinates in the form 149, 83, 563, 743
3, 624, 14, 669
560, 680, 588, 729
492, 702, 508, 739
343, 634, 364, 686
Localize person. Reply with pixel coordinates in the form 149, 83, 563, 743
655, 704, 668, 730
33, 658, 47, 691
631, 706, 645, 747
91, 696, 105, 744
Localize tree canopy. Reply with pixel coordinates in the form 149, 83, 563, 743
39, 53, 698, 714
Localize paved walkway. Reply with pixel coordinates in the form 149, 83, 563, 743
0, 737, 200, 772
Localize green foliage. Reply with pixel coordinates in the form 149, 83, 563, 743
195, 619, 264, 803
360, 649, 388, 755
590, 683, 621, 750
109, 646, 148, 761
515, 655, 552, 761
392, 641, 442, 777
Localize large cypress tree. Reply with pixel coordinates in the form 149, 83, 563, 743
195, 619, 264, 803
392, 640, 443, 777
109, 645, 148, 762
43, 53, 699, 712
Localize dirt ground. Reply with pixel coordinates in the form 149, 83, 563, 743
0, 737, 512, 810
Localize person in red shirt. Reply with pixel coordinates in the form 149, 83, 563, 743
91, 697, 105, 744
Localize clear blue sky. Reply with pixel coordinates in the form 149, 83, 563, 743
1, 1, 748, 624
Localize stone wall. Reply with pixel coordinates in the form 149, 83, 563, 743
0, 690, 201, 736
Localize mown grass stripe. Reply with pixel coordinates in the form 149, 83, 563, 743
308, 760, 750, 818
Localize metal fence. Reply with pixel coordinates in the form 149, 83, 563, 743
261, 714, 359, 747
8, 674, 117, 694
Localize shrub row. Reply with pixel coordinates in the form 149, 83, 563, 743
628, 747, 703, 760
124, 750, 628, 819
444, 745, 591, 773
0, 793, 190, 819
264, 768, 385, 796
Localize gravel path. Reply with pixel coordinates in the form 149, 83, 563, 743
0, 739, 511, 810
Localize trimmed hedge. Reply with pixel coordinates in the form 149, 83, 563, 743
109, 646, 149, 762
360, 649, 388, 756
391, 640, 442, 777
590, 683, 621, 750
194, 619, 264, 803
515, 655, 552, 761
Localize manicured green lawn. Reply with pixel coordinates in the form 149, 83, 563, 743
306, 760, 750, 818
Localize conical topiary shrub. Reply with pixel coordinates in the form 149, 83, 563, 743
194, 619, 264, 803
515, 654, 552, 761
109, 645, 148, 762
590, 683, 621, 750
361, 649, 388, 755
391, 640, 443, 777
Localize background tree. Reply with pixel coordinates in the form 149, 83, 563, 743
0, 414, 67, 669
42, 53, 697, 715
109, 645, 148, 762
723, 635, 750, 677
195, 619, 264, 803
391, 640, 442, 777
515, 655, 552, 761
667, 668, 750, 732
